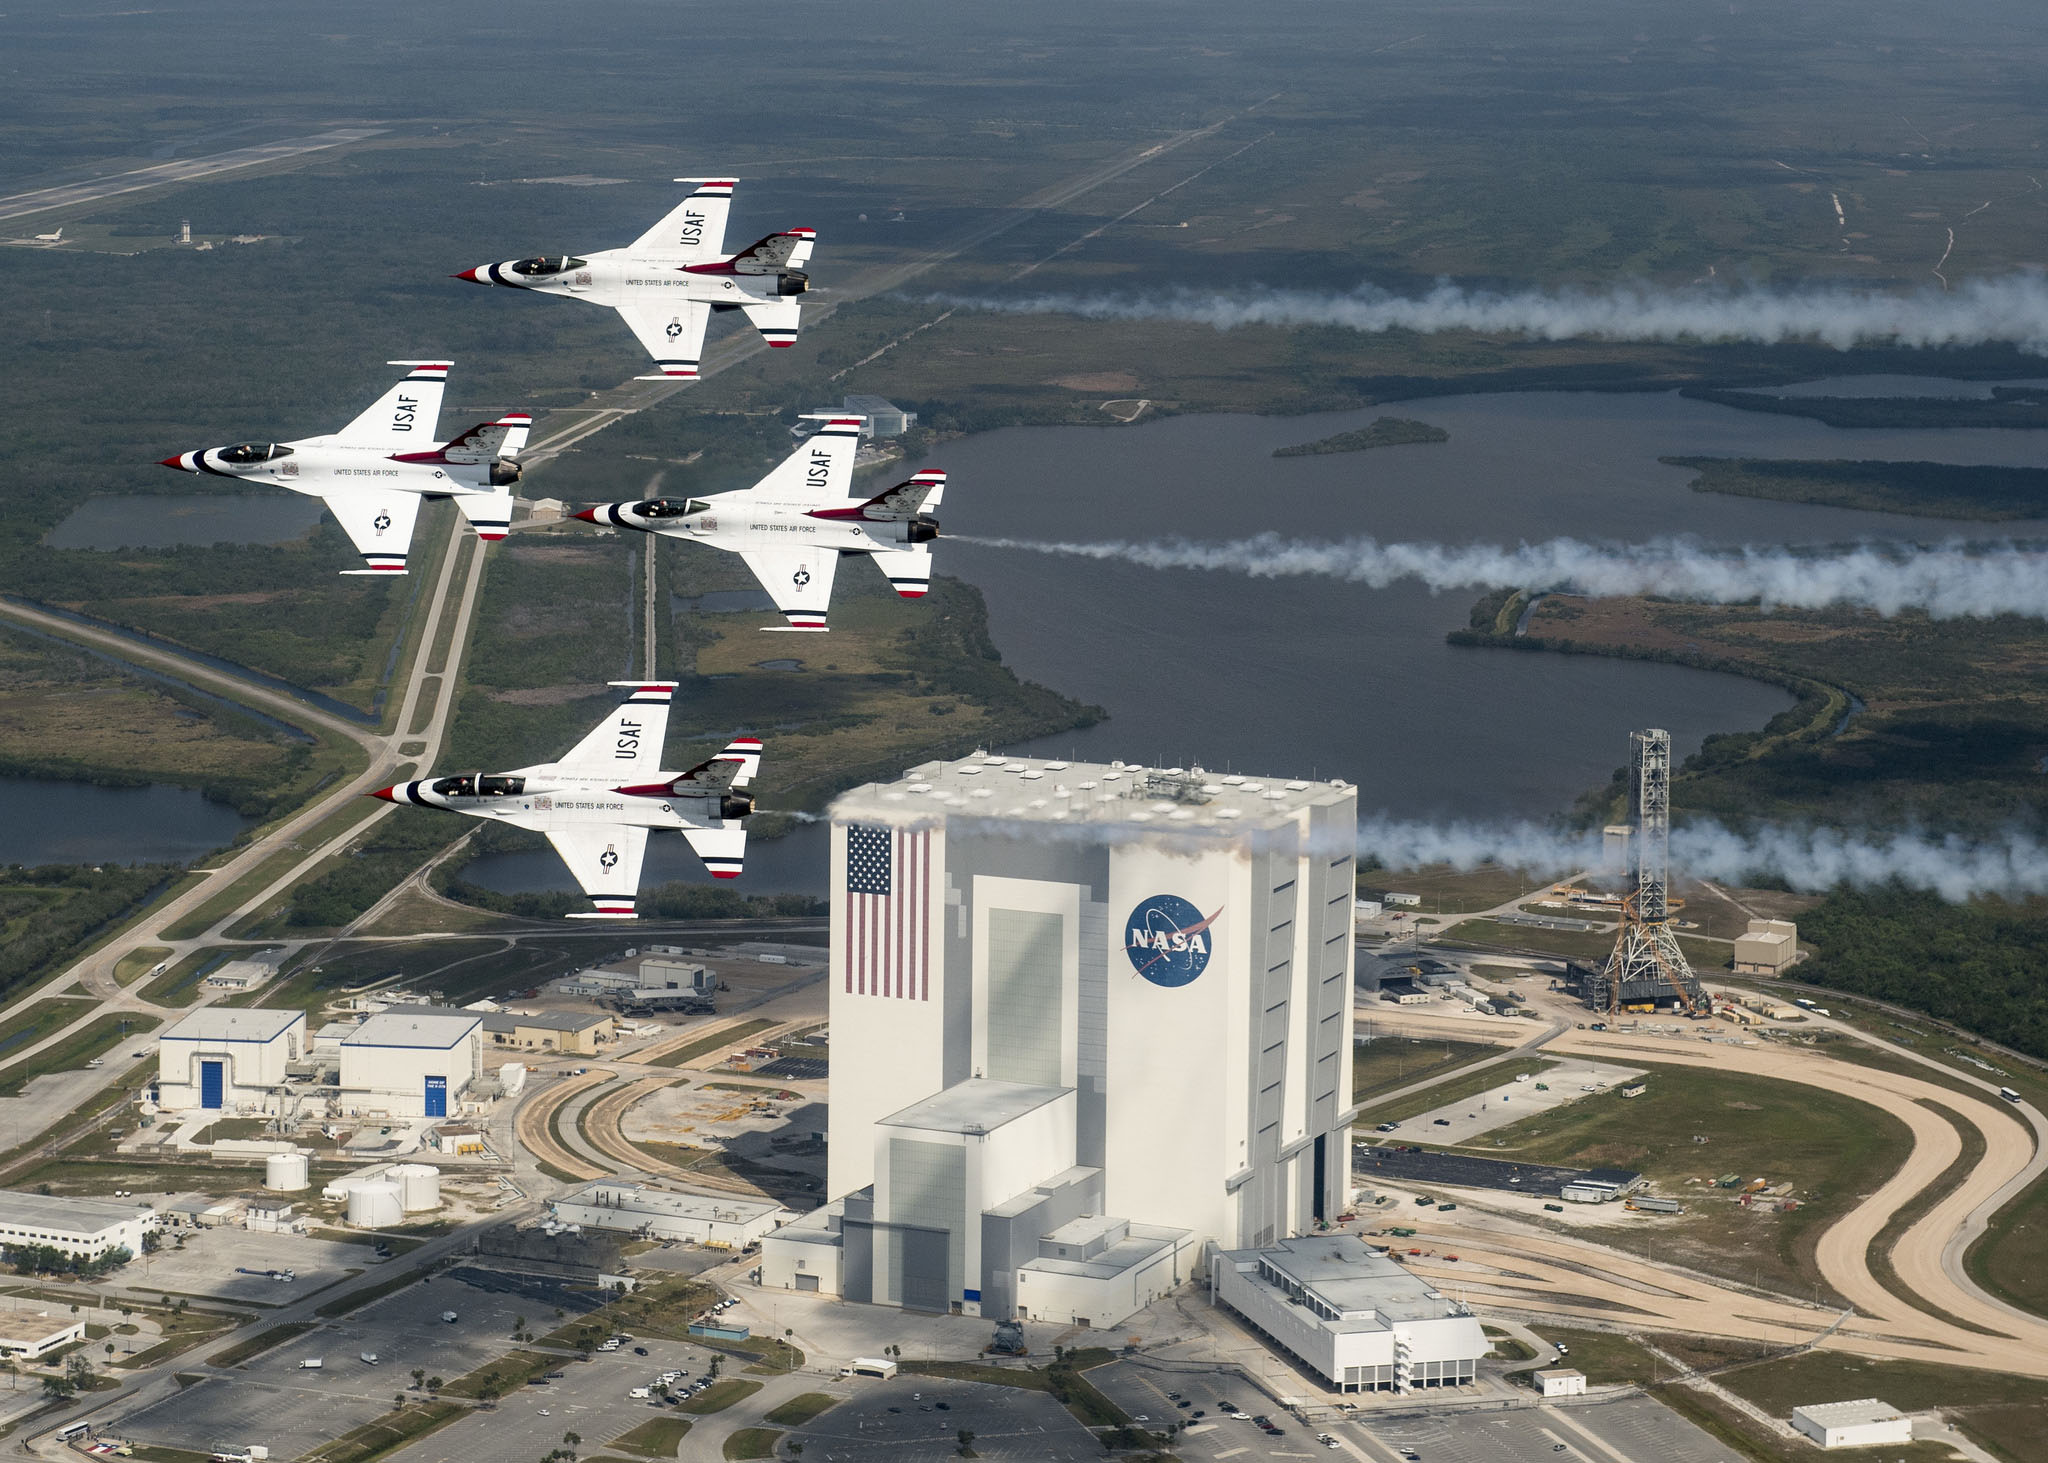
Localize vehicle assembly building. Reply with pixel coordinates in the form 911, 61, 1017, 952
759, 755, 1357, 1325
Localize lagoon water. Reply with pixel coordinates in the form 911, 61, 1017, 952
44, 493, 326, 550
0, 777, 251, 866
465, 379, 2048, 897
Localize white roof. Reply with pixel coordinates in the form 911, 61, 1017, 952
878, 1079, 1070, 1134
562, 1183, 782, 1224
344, 1011, 480, 1049
0, 1189, 153, 1235
1792, 1399, 1905, 1426
834, 756, 1353, 837
162, 1008, 303, 1044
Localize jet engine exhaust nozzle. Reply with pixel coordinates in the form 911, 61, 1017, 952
720, 792, 755, 821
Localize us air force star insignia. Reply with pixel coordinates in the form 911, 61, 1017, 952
373, 512, 392, 533
792, 569, 811, 587
665, 319, 683, 340
599, 847, 619, 870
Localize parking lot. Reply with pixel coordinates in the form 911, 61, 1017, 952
1396, 1062, 1642, 1145
1085, 1361, 1307, 1461
122, 1227, 385, 1307
1352, 1145, 1626, 1199
111, 1268, 634, 1458
790, 1377, 1101, 1462
1361, 1397, 1742, 1463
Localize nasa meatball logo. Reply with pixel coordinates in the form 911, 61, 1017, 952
1124, 894, 1220, 988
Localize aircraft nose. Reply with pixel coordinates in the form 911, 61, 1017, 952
159, 454, 194, 471
451, 266, 485, 283
367, 785, 397, 802
572, 507, 599, 523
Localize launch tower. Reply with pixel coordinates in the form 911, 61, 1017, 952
1587, 729, 1710, 1017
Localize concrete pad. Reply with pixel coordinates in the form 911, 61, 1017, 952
1404, 1060, 1643, 1144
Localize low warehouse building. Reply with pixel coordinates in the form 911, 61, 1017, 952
1211, 1237, 1486, 1392
1790, 1399, 1912, 1448
0, 1190, 157, 1263
157, 1009, 305, 1113
339, 1011, 482, 1118
482, 1010, 614, 1055
0, 1315, 86, 1360
550, 1182, 787, 1247
1534, 1367, 1586, 1397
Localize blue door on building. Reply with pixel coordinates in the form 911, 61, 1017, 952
200, 1060, 224, 1110
424, 1075, 447, 1118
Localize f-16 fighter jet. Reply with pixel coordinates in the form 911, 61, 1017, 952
159, 362, 527, 575
453, 178, 815, 381
371, 682, 761, 919
574, 416, 943, 632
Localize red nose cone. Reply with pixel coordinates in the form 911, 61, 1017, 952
159, 455, 187, 470
367, 785, 396, 802
451, 267, 484, 282
572, 507, 599, 523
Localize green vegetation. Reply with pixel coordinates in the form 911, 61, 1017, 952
315, 1266, 430, 1319
1273, 417, 1449, 456
720, 1430, 780, 1461
112, 947, 171, 985
141, 946, 253, 1006
761, 1392, 839, 1427
1362, 862, 1544, 913
609, 1416, 693, 1455
113, 1309, 249, 1369
677, 1378, 760, 1415
1469, 1062, 1912, 1302
0, 998, 91, 1065
0, 1014, 156, 1098
1968, 1152, 2048, 1319
651, 1020, 778, 1069
207, 1321, 314, 1367
1526, 1326, 1660, 1385
1799, 890, 2048, 1060
0, 866, 172, 1009
1668, 456, 2048, 521
1681, 386, 2048, 431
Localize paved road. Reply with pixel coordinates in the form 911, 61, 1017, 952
0, 129, 387, 223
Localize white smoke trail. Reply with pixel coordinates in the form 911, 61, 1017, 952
1356, 815, 2048, 901
956, 533, 2048, 620
928, 271, 2048, 352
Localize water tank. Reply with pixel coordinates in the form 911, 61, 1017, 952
389, 1164, 441, 1213
264, 1151, 311, 1192
345, 1181, 403, 1228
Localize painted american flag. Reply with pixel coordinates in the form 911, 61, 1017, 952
845, 822, 930, 999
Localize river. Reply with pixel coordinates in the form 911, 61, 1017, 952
0, 776, 252, 866
462, 377, 2048, 897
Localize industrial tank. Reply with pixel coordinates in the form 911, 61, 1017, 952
264, 1151, 311, 1191
345, 1181, 403, 1228
389, 1164, 441, 1213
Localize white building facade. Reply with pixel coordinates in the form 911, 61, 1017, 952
157, 1009, 306, 1113
1212, 1238, 1485, 1392
762, 756, 1356, 1323
339, 1012, 482, 1118
0, 1191, 157, 1263
1790, 1400, 1912, 1448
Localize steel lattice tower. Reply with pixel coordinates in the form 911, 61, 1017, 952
1596, 729, 1709, 1016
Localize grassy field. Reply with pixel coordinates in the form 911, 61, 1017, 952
206, 1321, 314, 1368
1356, 1057, 1552, 1127
112, 947, 172, 985
678, 1378, 760, 1415
650, 1020, 778, 1069
1668, 456, 2048, 521
760, 1393, 838, 1428
295, 1402, 465, 1463
139, 946, 260, 1006
0, 997, 93, 1064
609, 1416, 692, 1455
1363, 865, 1548, 914
0, 1013, 156, 1099
1352, 1036, 1506, 1105
1712, 1350, 2048, 1463
1437, 919, 1617, 962
719, 1431, 779, 1462
1465, 1061, 1912, 1304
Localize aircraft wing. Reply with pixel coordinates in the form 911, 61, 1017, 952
547, 824, 648, 919
335, 362, 449, 445
325, 488, 423, 575
620, 299, 711, 380
557, 682, 676, 776
681, 820, 748, 880
739, 547, 840, 632
630, 178, 734, 260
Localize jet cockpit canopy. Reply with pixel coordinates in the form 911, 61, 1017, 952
634, 498, 711, 519
508, 256, 587, 277
431, 773, 480, 798
218, 443, 293, 464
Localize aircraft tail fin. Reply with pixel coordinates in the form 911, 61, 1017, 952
815, 469, 944, 522
336, 362, 450, 445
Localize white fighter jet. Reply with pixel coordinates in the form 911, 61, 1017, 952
371, 682, 761, 919
573, 416, 944, 632
159, 362, 528, 575
452, 178, 815, 381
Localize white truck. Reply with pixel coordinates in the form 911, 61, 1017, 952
359, 1352, 379, 1366
298, 1359, 324, 1371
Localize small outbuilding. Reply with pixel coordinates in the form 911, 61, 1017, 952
1790, 1398, 1912, 1448
1534, 1367, 1586, 1397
